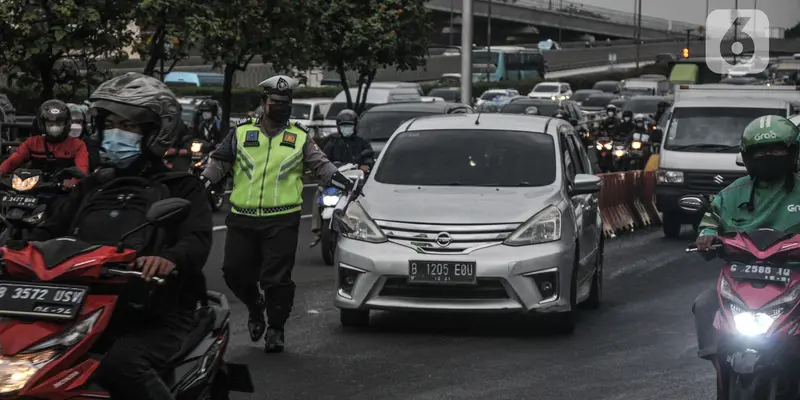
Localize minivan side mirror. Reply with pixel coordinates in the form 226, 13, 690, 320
650, 128, 663, 143
736, 153, 745, 167
570, 174, 602, 196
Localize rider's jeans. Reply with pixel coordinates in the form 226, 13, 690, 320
311, 201, 321, 234
693, 286, 719, 360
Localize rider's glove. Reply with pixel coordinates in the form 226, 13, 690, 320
330, 171, 354, 192
198, 175, 213, 190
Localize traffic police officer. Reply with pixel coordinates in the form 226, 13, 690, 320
201, 75, 351, 353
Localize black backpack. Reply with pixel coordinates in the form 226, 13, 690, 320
69, 172, 188, 253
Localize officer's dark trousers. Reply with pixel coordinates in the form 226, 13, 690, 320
693, 286, 719, 360
94, 308, 195, 400
223, 211, 300, 329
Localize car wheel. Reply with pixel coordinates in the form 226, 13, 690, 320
340, 309, 370, 328
549, 248, 578, 335
662, 214, 681, 238
321, 225, 335, 266
582, 236, 604, 310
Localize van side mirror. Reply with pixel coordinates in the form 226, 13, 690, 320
650, 128, 663, 143
736, 153, 745, 167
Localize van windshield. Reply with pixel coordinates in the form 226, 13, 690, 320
357, 111, 440, 140
664, 107, 785, 152
325, 103, 379, 120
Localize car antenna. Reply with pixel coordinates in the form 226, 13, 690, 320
474, 109, 482, 125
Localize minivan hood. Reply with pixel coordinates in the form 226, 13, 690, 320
661, 149, 746, 172
360, 183, 561, 224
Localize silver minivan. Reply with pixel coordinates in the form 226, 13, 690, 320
332, 114, 603, 333
320, 84, 422, 137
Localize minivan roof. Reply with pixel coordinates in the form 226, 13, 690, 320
399, 113, 552, 134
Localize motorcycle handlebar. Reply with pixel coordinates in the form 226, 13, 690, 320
685, 244, 724, 253
104, 267, 178, 285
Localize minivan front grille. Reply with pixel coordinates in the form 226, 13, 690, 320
380, 277, 509, 299
374, 220, 518, 254
684, 171, 746, 193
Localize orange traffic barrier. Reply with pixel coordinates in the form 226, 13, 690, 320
596, 171, 661, 238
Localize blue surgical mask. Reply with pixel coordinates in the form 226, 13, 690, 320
340, 125, 355, 137
102, 128, 142, 168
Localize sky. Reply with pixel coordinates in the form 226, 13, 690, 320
574, 0, 799, 28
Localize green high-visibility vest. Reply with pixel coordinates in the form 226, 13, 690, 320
230, 121, 307, 217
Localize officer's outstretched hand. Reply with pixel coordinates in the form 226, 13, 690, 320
331, 171, 354, 192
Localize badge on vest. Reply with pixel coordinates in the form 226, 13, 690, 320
243, 130, 260, 147
281, 132, 297, 148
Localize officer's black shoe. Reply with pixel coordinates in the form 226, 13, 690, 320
247, 296, 266, 342
264, 328, 285, 353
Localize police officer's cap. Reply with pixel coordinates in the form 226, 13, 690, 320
258, 75, 298, 102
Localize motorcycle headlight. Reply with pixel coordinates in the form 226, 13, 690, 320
11, 175, 39, 191
595, 143, 603, 150
322, 195, 341, 207
504, 205, 561, 246
22, 209, 45, 225
191, 142, 203, 153
631, 141, 642, 150
339, 202, 387, 243
733, 312, 775, 336
603, 142, 613, 150
614, 149, 625, 157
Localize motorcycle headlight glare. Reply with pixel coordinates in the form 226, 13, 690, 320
733, 312, 775, 336
614, 149, 625, 157
504, 205, 561, 246
631, 141, 642, 149
191, 142, 203, 153
11, 175, 39, 191
339, 202, 387, 243
595, 143, 603, 150
603, 142, 613, 150
322, 195, 341, 206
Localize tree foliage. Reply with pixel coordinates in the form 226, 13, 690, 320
0, 0, 136, 101
787, 22, 800, 39
307, 0, 433, 113
131, 0, 213, 79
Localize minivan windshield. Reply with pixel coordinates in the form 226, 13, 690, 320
582, 96, 615, 108
664, 107, 785, 151
428, 88, 460, 102
375, 129, 556, 186
532, 84, 559, 92
624, 98, 667, 114
325, 102, 379, 119
572, 91, 601, 103
357, 111, 440, 140
501, 102, 560, 116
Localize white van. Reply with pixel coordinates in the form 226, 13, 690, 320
653, 84, 800, 238
320, 85, 422, 137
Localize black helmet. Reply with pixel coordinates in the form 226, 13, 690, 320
336, 109, 358, 137
37, 99, 71, 143
89, 72, 181, 158
605, 104, 618, 115
197, 99, 218, 114
622, 110, 634, 120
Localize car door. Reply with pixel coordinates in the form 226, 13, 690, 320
568, 133, 600, 254
559, 126, 591, 280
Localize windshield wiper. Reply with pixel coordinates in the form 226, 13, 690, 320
668, 143, 739, 152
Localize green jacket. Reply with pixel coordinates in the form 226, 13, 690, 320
698, 174, 800, 236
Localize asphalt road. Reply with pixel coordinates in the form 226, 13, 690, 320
207, 191, 720, 399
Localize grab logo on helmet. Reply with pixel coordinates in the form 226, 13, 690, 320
754, 132, 777, 141
787, 205, 800, 212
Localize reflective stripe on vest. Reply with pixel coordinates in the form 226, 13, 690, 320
230, 123, 307, 217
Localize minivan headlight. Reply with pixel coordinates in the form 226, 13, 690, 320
504, 206, 562, 246
339, 202, 387, 243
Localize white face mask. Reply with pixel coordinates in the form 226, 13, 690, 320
339, 125, 355, 137
624, 117, 631, 122
69, 123, 82, 137
202, 112, 212, 120
47, 125, 63, 137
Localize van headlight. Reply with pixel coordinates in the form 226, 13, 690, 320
656, 169, 684, 184
339, 202, 387, 243
504, 206, 561, 246
12, 175, 39, 191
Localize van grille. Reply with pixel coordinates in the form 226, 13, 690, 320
380, 277, 509, 299
374, 220, 518, 254
684, 171, 746, 193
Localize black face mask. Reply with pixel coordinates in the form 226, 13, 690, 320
267, 103, 292, 124
747, 155, 793, 182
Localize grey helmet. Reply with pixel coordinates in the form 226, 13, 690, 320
89, 72, 181, 157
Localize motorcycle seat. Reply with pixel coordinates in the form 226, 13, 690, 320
32, 238, 102, 270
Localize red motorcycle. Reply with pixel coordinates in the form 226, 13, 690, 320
0, 198, 252, 399
688, 228, 800, 399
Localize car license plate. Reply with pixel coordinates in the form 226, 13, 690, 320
408, 261, 476, 284
730, 263, 791, 283
1, 195, 38, 208
0, 282, 87, 320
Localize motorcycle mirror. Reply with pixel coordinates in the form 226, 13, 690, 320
114, 198, 192, 253
650, 129, 663, 143
736, 153, 745, 167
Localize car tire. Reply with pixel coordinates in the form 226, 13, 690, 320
582, 236, 604, 310
340, 309, 370, 328
321, 225, 335, 266
662, 215, 681, 238
549, 248, 579, 335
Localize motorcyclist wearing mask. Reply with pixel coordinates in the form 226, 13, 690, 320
0, 100, 89, 187
192, 99, 223, 144
693, 116, 800, 394
200, 75, 349, 353
613, 109, 635, 139
632, 113, 648, 134
68, 103, 102, 171
25, 73, 213, 400
310, 109, 374, 247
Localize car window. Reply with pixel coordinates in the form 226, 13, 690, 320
561, 84, 570, 92
291, 104, 312, 120
559, 130, 577, 181
357, 111, 440, 140
568, 134, 592, 174
375, 129, 557, 187
665, 107, 786, 151
501, 102, 560, 116
561, 127, 582, 175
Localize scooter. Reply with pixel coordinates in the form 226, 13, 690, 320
0, 198, 253, 399
595, 136, 614, 173
687, 228, 800, 400
626, 132, 651, 170
190, 140, 226, 211
318, 162, 366, 265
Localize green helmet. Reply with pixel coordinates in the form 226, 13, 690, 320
740, 115, 800, 153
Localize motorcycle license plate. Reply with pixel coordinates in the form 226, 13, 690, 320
408, 261, 476, 285
1, 195, 38, 208
729, 263, 792, 283
0, 281, 87, 320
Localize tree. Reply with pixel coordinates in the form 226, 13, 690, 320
308, 0, 432, 113
201, 0, 314, 134
787, 22, 800, 39
132, 0, 212, 79
0, 0, 136, 101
